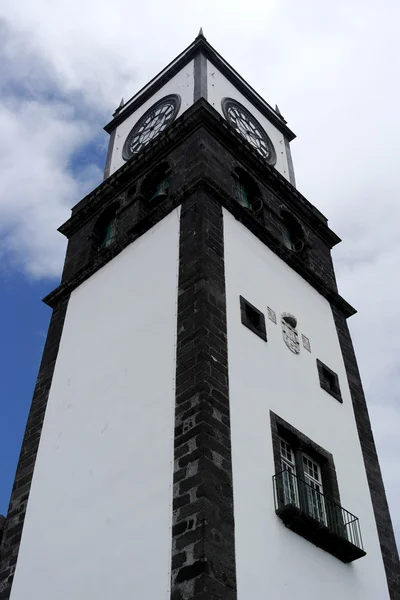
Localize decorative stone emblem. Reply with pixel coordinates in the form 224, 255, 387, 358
301, 334, 311, 352
281, 312, 300, 354
267, 307, 277, 324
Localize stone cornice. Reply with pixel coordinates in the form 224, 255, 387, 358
61, 100, 339, 248
45, 171, 355, 318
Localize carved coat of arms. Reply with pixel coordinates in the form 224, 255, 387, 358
281, 317, 300, 354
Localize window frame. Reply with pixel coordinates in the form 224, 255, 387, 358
271, 413, 365, 562
271, 412, 341, 509
234, 179, 251, 209
239, 296, 267, 341
279, 438, 299, 507
100, 216, 117, 249
92, 203, 120, 253
232, 167, 263, 217
302, 453, 327, 525
150, 177, 169, 202
280, 210, 305, 253
316, 359, 342, 403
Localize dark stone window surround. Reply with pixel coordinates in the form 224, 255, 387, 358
239, 296, 267, 341
316, 359, 342, 403
280, 209, 308, 255
141, 162, 171, 203
270, 411, 341, 507
232, 167, 264, 220
90, 202, 120, 254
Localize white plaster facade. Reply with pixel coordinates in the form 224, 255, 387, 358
206, 59, 292, 182
108, 61, 194, 176
10, 209, 181, 600
223, 208, 390, 600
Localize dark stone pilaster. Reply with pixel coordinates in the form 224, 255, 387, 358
171, 191, 237, 600
332, 307, 400, 599
194, 51, 208, 102
0, 298, 69, 600
284, 137, 296, 187
103, 128, 116, 180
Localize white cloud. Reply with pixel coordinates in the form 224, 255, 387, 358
0, 0, 399, 550
0, 97, 101, 276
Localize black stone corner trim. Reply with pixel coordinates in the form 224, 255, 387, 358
239, 295, 267, 341
193, 50, 207, 102
0, 297, 69, 600
171, 190, 237, 600
284, 137, 296, 187
0, 515, 5, 547
332, 306, 400, 599
316, 359, 343, 403
103, 128, 116, 180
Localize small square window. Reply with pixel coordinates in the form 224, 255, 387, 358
240, 296, 267, 341
316, 359, 342, 403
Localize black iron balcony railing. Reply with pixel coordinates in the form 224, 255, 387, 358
273, 470, 366, 562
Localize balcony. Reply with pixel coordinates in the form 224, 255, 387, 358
273, 470, 366, 563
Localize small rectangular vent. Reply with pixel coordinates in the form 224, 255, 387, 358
317, 359, 342, 403
239, 296, 267, 341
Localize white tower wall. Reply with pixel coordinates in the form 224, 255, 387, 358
9, 209, 181, 600
223, 208, 390, 600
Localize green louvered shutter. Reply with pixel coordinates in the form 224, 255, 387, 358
100, 217, 116, 248
235, 180, 251, 209
282, 226, 295, 250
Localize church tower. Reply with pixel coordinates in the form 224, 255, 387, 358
1, 31, 399, 600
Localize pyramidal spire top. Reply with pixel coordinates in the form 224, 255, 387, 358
197, 27, 205, 38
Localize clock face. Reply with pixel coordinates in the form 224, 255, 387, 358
122, 95, 181, 160
221, 98, 276, 165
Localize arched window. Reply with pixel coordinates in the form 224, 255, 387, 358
93, 204, 119, 251
126, 184, 136, 201
281, 210, 304, 252
150, 177, 169, 202
99, 215, 117, 248
233, 168, 262, 212
142, 162, 170, 203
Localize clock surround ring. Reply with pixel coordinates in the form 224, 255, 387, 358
122, 94, 181, 161
221, 97, 276, 165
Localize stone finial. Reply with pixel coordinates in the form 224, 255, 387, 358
114, 98, 124, 116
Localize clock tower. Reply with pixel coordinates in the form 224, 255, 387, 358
1, 31, 399, 600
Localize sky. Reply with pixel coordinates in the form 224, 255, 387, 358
0, 0, 399, 549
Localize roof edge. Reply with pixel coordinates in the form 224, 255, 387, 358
104, 37, 296, 141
